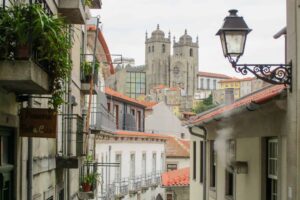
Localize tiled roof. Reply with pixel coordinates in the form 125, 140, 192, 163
190, 85, 286, 125
165, 136, 190, 158
140, 101, 158, 110
115, 130, 167, 140
161, 167, 189, 187
182, 111, 196, 116
105, 87, 147, 107
197, 71, 231, 79
152, 84, 168, 89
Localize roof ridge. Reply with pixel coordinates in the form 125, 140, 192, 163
174, 137, 190, 153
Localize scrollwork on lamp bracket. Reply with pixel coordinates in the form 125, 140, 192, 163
227, 56, 292, 90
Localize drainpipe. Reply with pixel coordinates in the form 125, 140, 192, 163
27, 98, 33, 200
189, 125, 207, 200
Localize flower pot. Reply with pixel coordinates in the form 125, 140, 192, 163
82, 183, 91, 192
15, 44, 30, 59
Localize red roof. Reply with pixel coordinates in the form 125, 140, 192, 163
165, 136, 190, 158
152, 84, 168, 90
190, 85, 286, 125
105, 87, 147, 107
161, 167, 190, 187
197, 71, 231, 79
115, 130, 167, 140
140, 101, 158, 109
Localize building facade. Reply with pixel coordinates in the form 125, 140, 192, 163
95, 130, 166, 200
195, 71, 231, 100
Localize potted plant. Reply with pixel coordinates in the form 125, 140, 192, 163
0, 4, 72, 110
80, 60, 99, 82
81, 172, 100, 192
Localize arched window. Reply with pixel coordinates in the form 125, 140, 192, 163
162, 44, 165, 53
148, 46, 151, 52
152, 46, 154, 52
190, 48, 193, 57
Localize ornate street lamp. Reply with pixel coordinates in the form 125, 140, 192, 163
216, 9, 292, 87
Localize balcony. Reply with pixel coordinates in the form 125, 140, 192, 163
141, 175, 151, 190
58, 0, 86, 24
80, 55, 99, 95
150, 172, 161, 188
0, 60, 50, 94
89, 102, 116, 135
78, 162, 98, 199
56, 156, 83, 169
111, 179, 127, 199
128, 178, 139, 195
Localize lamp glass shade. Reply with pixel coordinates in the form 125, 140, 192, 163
222, 30, 247, 57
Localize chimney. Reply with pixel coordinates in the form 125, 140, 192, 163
225, 88, 234, 105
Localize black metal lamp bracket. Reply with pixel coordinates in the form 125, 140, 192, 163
228, 57, 292, 91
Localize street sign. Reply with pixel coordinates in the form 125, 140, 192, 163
20, 108, 57, 138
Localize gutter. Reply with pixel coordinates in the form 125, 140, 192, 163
189, 126, 207, 200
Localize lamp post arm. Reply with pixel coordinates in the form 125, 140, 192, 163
230, 62, 292, 88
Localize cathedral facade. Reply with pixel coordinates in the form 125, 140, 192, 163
145, 25, 199, 111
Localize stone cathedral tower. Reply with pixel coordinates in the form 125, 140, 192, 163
145, 25, 171, 93
171, 30, 199, 111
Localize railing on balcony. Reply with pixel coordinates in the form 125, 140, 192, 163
80, 54, 99, 84
78, 162, 99, 199
89, 102, 116, 134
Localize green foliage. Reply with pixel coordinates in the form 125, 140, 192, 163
85, 0, 93, 6
83, 172, 100, 185
193, 94, 217, 114
0, 4, 73, 110
81, 60, 99, 76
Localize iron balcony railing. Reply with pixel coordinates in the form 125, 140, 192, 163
106, 171, 162, 198
79, 162, 98, 193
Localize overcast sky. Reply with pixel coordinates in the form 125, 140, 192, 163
91, 0, 286, 77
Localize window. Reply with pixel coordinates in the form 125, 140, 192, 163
193, 141, 196, 180
107, 102, 111, 113
137, 111, 141, 131
162, 44, 165, 53
267, 138, 278, 200
125, 72, 146, 99
213, 80, 217, 90
130, 109, 135, 116
152, 46, 154, 52
181, 133, 185, 139
148, 46, 151, 52
200, 141, 204, 183
200, 78, 204, 89
115, 154, 122, 182
166, 193, 173, 200
225, 140, 235, 198
190, 48, 193, 57
167, 164, 177, 171
210, 141, 216, 188
114, 105, 119, 129
130, 153, 135, 178
152, 153, 157, 173
142, 153, 146, 177
207, 79, 210, 89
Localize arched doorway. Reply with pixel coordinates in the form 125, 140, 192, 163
156, 194, 163, 200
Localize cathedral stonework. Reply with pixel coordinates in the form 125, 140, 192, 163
145, 25, 199, 111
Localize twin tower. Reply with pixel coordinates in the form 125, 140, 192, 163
145, 25, 199, 110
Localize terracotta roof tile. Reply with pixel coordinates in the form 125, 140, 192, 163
140, 101, 158, 109
197, 71, 231, 79
152, 84, 168, 89
161, 168, 190, 187
105, 87, 147, 107
165, 136, 190, 158
190, 85, 286, 125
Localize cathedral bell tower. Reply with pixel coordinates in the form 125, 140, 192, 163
145, 25, 171, 92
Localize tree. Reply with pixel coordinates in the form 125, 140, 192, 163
193, 94, 217, 114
